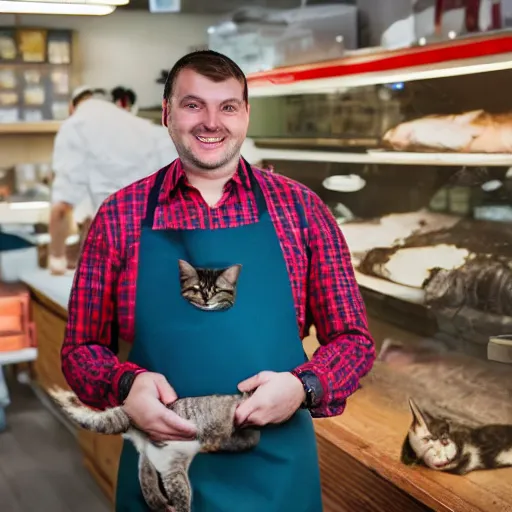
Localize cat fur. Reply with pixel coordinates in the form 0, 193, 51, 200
401, 398, 512, 475
49, 387, 260, 512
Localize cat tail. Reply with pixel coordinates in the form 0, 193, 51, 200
48, 386, 131, 435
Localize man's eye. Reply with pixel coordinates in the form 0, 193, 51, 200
186, 103, 198, 109
223, 105, 236, 112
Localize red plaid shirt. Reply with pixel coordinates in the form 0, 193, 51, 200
62, 158, 375, 417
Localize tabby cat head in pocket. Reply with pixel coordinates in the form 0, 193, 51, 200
178, 259, 242, 311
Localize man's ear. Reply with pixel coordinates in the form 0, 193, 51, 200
161, 99, 168, 127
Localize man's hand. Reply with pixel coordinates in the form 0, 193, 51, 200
234, 371, 305, 427
122, 372, 197, 442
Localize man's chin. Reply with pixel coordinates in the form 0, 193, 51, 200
186, 151, 240, 171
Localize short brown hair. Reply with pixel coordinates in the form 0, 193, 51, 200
163, 50, 248, 104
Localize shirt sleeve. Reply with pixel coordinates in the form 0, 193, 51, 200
51, 123, 89, 207
293, 192, 376, 418
61, 201, 146, 409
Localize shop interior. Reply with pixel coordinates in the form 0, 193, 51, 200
0, 0, 512, 510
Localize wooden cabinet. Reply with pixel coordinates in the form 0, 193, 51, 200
25, 284, 512, 512
79, 430, 122, 503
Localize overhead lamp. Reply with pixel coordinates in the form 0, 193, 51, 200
25, 0, 128, 5
0, 0, 116, 15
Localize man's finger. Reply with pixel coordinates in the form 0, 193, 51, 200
238, 371, 272, 392
154, 376, 178, 405
243, 411, 266, 427
237, 374, 259, 392
234, 399, 257, 426
161, 410, 197, 437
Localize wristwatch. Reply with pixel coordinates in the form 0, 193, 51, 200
292, 370, 324, 410
118, 370, 137, 404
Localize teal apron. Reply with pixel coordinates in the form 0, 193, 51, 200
115, 160, 323, 512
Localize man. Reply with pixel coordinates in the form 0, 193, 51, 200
61, 50, 376, 511
48, 85, 178, 274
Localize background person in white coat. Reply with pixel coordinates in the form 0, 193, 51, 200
48, 85, 179, 275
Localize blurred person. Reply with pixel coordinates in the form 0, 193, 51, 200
48, 85, 178, 275
60, 50, 375, 511
111, 85, 137, 112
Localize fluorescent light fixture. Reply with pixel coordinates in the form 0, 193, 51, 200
24, 0, 128, 5
0, 0, 116, 15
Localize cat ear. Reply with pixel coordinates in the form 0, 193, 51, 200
218, 264, 242, 286
408, 398, 430, 432
178, 259, 197, 280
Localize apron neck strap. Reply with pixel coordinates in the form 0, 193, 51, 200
143, 158, 267, 229
243, 157, 267, 214
143, 164, 168, 227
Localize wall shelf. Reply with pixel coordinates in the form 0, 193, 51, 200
0, 122, 62, 135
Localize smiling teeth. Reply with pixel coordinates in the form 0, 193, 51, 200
197, 136, 223, 143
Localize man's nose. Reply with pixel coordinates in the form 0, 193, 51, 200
201, 108, 220, 131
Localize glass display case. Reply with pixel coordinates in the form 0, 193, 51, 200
246, 30, 512, 510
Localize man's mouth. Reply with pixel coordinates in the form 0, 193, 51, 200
196, 135, 225, 145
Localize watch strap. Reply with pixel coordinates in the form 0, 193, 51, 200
292, 370, 323, 409
117, 370, 136, 404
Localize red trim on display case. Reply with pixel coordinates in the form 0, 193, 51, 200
246, 33, 512, 87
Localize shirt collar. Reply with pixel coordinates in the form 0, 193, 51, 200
158, 156, 252, 204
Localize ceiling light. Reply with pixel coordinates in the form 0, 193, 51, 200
26, 0, 128, 5
0, 0, 116, 15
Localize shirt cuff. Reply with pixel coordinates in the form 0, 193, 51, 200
111, 365, 148, 406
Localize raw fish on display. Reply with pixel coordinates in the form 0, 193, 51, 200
358, 217, 512, 295
340, 209, 460, 261
382, 110, 512, 153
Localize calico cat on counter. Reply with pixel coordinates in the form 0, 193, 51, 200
49, 387, 260, 512
178, 259, 242, 312
401, 398, 512, 475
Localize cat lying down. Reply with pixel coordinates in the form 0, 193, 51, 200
402, 398, 512, 475
49, 387, 260, 512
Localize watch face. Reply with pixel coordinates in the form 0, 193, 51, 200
300, 372, 322, 407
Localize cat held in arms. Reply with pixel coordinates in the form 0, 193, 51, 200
401, 398, 512, 475
49, 388, 260, 512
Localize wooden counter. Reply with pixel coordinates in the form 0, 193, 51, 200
20, 272, 512, 512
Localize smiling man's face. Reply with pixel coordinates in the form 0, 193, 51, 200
164, 67, 249, 172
